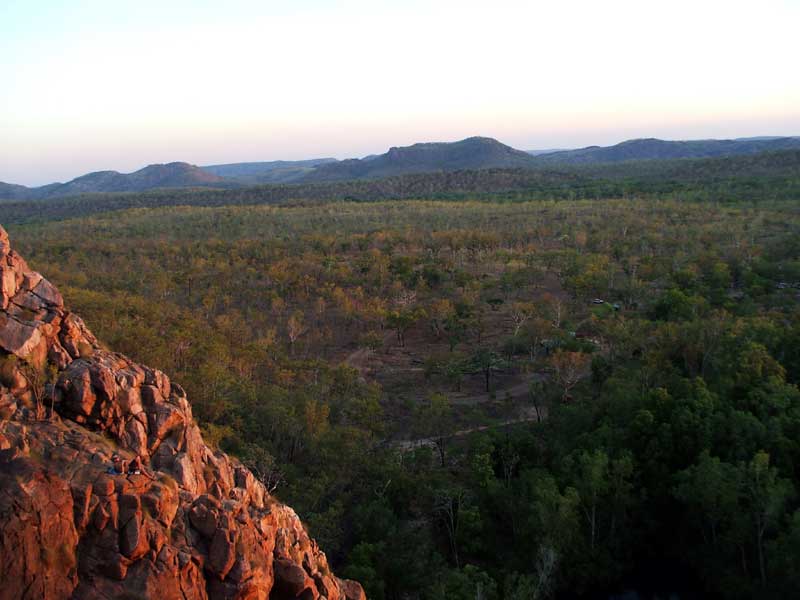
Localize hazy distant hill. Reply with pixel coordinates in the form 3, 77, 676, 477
533, 136, 800, 164
202, 158, 337, 184
0, 182, 33, 201
56, 162, 231, 194
301, 137, 537, 182
0, 162, 232, 199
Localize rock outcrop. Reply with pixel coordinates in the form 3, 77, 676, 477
0, 225, 365, 600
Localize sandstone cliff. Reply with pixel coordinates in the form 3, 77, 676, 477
0, 225, 365, 600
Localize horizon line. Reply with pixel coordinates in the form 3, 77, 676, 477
5, 132, 800, 188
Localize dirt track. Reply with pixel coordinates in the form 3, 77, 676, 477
392, 407, 545, 451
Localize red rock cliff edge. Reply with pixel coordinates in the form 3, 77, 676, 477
0, 225, 366, 600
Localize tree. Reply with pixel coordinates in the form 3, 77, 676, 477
386, 307, 426, 347
443, 354, 469, 392
444, 312, 469, 352
528, 379, 553, 423
13, 358, 59, 420
504, 547, 558, 600
240, 442, 283, 493
416, 393, 454, 466
522, 316, 554, 361
674, 451, 739, 547
429, 299, 455, 340
487, 297, 504, 311
550, 350, 591, 402
539, 293, 565, 329
286, 310, 306, 356
651, 288, 699, 321
426, 564, 498, 600
573, 449, 610, 552
675, 450, 794, 588
471, 348, 506, 393
510, 302, 536, 337
741, 451, 793, 587
567, 449, 634, 553
518, 469, 580, 563
433, 486, 467, 568
767, 510, 800, 598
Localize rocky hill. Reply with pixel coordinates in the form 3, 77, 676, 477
532, 136, 800, 164
301, 137, 537, 181
0, 225, 365, 600
0, 163, 234, 200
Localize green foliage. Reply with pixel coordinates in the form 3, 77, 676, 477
8, 190, 800, 598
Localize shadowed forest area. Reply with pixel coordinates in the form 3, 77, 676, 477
5, 188, 800, 598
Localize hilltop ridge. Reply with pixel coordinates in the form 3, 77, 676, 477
301, 136, 537, 181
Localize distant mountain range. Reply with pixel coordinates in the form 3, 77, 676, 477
2, 135, 799, 199
3, 148, 799, 225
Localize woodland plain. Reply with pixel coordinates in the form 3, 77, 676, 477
6, 187, 800, 599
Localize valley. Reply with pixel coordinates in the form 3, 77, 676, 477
5, 185, 800, 598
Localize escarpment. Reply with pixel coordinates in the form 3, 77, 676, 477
0, 225, 365, 600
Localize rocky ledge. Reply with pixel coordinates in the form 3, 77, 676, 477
0, 225, 365, 600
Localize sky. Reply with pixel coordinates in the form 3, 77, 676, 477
2, 0, 799, 186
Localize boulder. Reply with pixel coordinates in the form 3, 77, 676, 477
207, 527, 237, 579
0, 314, 43, 360
31, 277, 63, 307
273, 556, 315, 598
340, 580, 368, 600
0, 225, 9, 258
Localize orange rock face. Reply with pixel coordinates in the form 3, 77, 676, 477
0, 225, 365, 600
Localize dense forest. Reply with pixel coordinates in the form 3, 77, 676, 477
6, 188, 800, 598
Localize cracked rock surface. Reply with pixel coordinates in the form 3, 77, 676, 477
0, 225, 365, 600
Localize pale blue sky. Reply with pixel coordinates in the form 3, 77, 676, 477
2, 0, 799, 185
